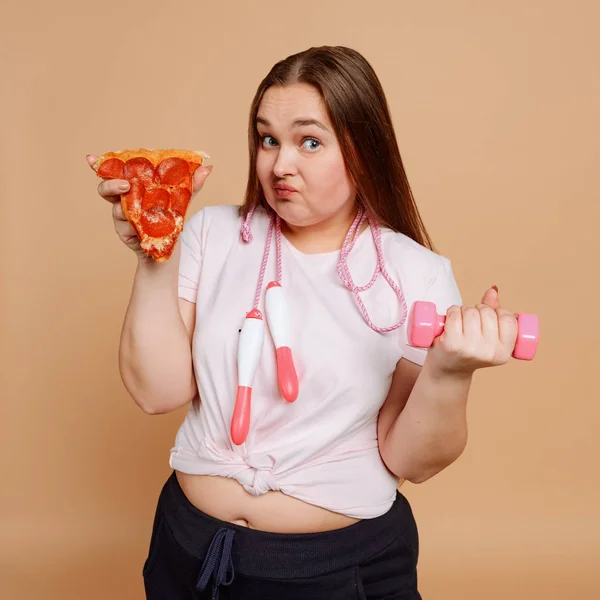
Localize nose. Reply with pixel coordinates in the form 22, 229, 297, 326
272, 147, 297, 178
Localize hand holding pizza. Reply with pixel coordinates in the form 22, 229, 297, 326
87, 149, 212, 262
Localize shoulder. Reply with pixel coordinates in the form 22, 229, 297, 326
182, 204, 246, 245
379, 229, 463, 364
185, 203, 241, 229
182, 203, 273, 255
186, 203, 271, 232
381, 228, 452, 289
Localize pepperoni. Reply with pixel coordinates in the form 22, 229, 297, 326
157, 158, 190, 186
124, 157, 157, 185
141, 206, 176, 238
170, 187, 192, 215
123, 180, 145, 214
142, 187, 171, 211
98, 158, 125, 179
181, 174, 192, 190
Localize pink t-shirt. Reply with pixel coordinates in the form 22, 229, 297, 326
169, 204, 462, 519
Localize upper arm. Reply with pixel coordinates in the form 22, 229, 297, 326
177, 208, 202, 343
178, 208, 207, 304
179, 297, 197, 405
377, 256, 460, 445
377, 358, 422, 447
176, 210, 203, 402
376, 252, 461, 466
178, 298, 196, 343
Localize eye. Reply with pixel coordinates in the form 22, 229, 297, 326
302, 137, 321, 151
261, 135, 278, 148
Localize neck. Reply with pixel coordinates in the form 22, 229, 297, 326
280, 205, 366, 254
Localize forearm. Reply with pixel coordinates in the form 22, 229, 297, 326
380, 359, 472, 483
119, 246, 195, 413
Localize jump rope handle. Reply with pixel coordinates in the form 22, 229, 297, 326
265, 282, 299, 403
231, 309, 264, 445
231, 284, 299, 446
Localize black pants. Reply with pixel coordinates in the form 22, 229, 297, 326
143, 471, 422, 599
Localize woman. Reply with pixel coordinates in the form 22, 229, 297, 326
89, 46, 517, 599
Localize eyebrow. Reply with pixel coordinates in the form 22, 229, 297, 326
256, 117, 330, 132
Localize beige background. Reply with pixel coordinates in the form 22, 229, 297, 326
2, 1, 599, 598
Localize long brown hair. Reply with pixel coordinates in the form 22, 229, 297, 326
240, 46, 435, 251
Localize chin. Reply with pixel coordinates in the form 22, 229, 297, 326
265, 197, 307, 225
275, 208, 322, 229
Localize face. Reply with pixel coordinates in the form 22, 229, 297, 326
255, 83, 356, 230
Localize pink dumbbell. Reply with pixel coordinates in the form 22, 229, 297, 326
407, 301, 539, 360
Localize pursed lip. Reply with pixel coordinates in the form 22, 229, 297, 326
273, 183, 298, 193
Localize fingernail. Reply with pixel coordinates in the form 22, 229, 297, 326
492, 285, 499, 292
118, 183, 129, 191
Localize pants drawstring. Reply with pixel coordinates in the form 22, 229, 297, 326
196, 527, 236, 599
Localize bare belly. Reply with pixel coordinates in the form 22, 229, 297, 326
175, 471, 360, 533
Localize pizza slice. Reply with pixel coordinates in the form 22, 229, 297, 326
91, 148, 209, 262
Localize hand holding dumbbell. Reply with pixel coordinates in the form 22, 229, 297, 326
407, 301, 539, 360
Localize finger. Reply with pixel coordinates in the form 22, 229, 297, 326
476, 303, 499, 339
496, 307, 518, 351
98, 179, 130, 201
481, 285, 500, 310
461, 306, 482, 338
112, 202, 128, 222
441, 305, 463, 339
193, 165, 213, 193
116, 220, 138, 240
86, 154, 97, 168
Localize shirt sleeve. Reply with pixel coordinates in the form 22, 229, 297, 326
178, 208, 207, 303
401, 257, 463, 366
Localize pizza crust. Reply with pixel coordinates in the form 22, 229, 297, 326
92, 148, 209, 172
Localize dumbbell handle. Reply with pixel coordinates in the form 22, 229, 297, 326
408, 301, 539, 360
